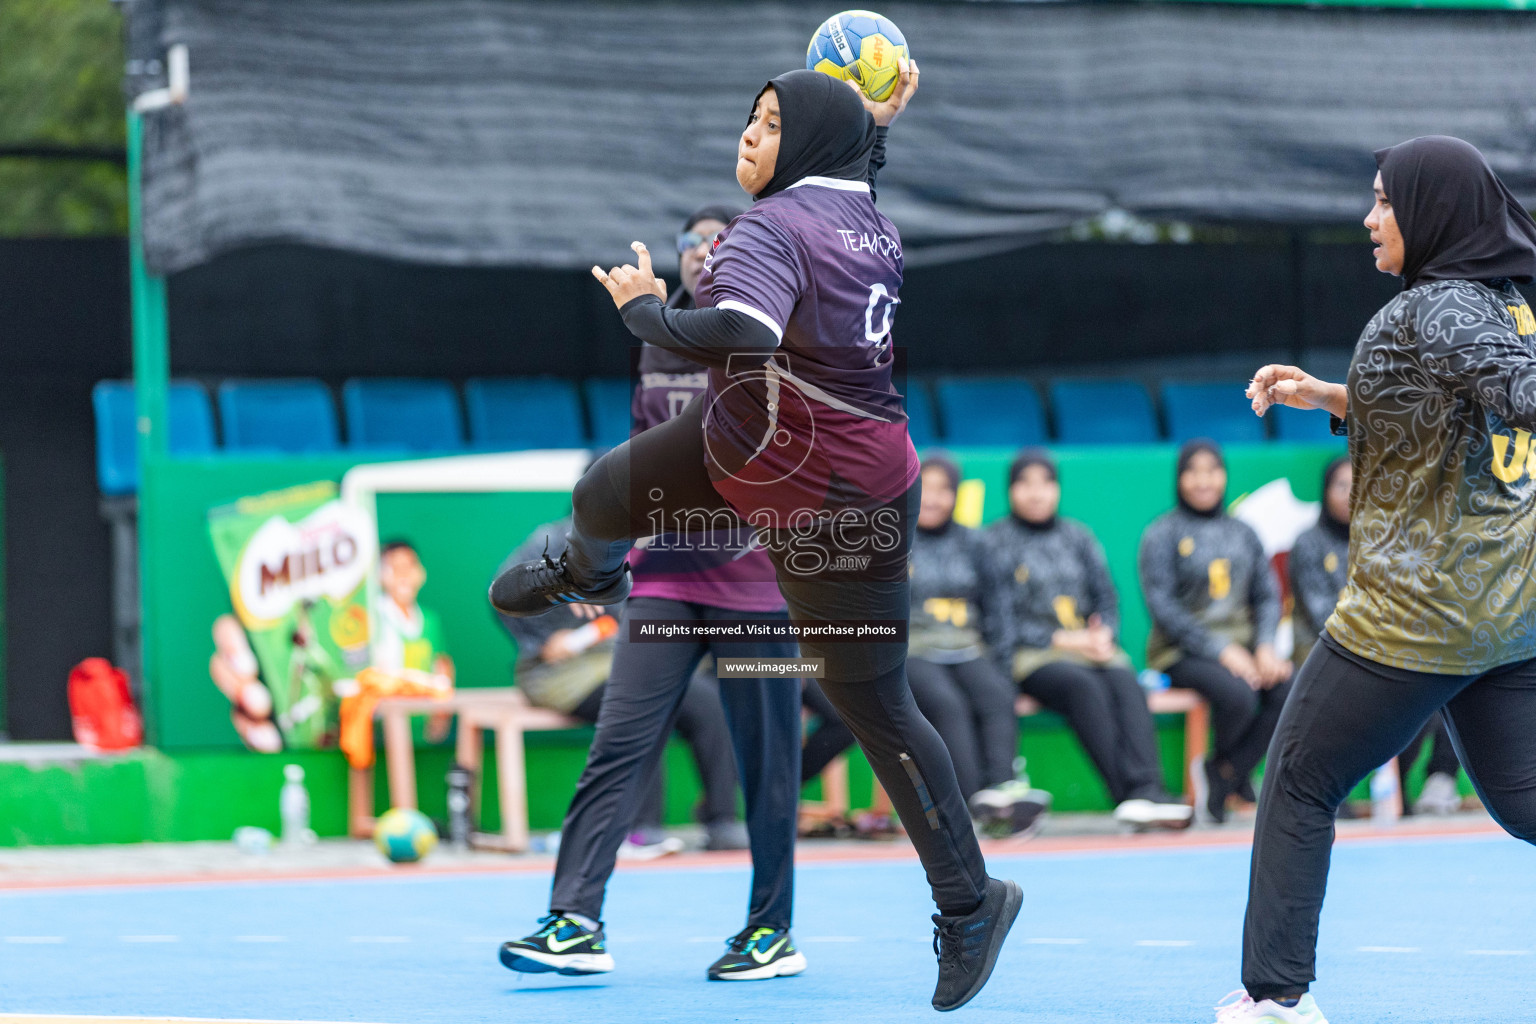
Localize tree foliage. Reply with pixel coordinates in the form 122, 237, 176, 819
0, 0, 126, 236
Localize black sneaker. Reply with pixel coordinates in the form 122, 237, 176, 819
1192, 754, 1234, 825
488, 546, 631, 618
706, 926, 807, 981
498, 915, 615, 975
931, 877, 1022, 1011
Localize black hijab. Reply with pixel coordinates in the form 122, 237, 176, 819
751, 69, 875, 201
1375, 136, 1536, 289
1319, 455, 1350, 542
1175, 438, 1225, 518
919, 452, 961, 534
684, 204, 740, 235
1008, 447, 1059, 531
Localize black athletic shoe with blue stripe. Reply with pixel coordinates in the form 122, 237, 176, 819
488, 547, 631, 618
498, 915, 615, 975
706, 926, 807, 981
930, 876, 1022, 1011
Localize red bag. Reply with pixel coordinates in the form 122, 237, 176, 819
68, 658, 143, 751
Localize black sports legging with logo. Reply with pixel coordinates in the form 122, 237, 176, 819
562, 396, 990, 916
1243, 637, 1536, 1000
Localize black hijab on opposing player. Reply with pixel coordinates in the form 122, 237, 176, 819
752, 69, 875, 200
1375, 136, 1536, 288
666, 203, 742, 312
1175, 438, 1225, 519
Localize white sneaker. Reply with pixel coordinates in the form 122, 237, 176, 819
617, 836, 684, 860
1414, 771, 1461, 815
1213, 990, 1328, 1024
1114, 797, 1194, 830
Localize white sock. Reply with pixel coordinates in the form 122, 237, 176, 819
565, 912, 600, 932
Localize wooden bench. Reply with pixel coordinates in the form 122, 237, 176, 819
347, 687, 582, 852
804, 688, 1210, 820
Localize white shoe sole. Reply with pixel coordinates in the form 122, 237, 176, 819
710, 951, 807, 980
1114, 800, 1195, 829
504, 948, 615, 975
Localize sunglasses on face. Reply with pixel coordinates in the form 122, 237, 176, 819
676, 231, 714, 254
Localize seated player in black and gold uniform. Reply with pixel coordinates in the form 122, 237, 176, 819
1138, 440, 1292, 824
983, 450, 1191, 830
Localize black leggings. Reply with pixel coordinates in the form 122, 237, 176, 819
906, 656, 1018, 798
1243, 640, 1536, 999
1166, 656, 1291, 782
561, 397, 989, 915
1019, 661, 1166, 804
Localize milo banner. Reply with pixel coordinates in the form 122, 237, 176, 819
207, 481, 375, 750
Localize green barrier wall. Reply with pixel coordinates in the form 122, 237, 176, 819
130, 442, 1344, 830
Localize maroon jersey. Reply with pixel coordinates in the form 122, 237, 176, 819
694, 176, 918, 524
626, 338, 786, 612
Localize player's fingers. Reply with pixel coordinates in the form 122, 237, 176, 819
1270, 379, 1301, 396
591, 265, 615, 291
631, 241, 654, 279
653, 276, 667, 299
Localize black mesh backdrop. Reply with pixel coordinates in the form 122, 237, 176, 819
141, 0, 1536, 273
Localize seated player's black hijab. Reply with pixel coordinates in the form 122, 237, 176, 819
918, 452, 961, 534
1375, 136, 1536, 288
1175, 438, 1225, 519
753, 69, 876, 200
1008, 448, 1059, 531
1319, 455, 1350, 542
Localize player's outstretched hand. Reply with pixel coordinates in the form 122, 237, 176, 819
847, 56, 919, 127
1246, 364, 1348, 420
592, 241, 668, 310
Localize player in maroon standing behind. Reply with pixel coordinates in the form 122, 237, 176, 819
498, 204, 808, 983
493, 63, 1020, 1012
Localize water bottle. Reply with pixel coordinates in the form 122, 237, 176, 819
1369, 759, 1401, 825
446, 763, 473, 849
1137, 669, 1171, 691
280, 763, 312, 844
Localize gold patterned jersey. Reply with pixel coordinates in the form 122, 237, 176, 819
1327, 278, 1536, 674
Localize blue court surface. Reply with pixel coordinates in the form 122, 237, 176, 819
0, 831, 1530, 1024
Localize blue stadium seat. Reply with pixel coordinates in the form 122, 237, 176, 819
465, 377, 586, 449
1163, 382, 1268, 444
582, 377, 636, 448
1270, 402, 1343, 443
93, 380, 217, 495
903, 379, 938, 448
934, 377, 1047, 446
219, 378, 340, 454
344, 378, 465, 452
1049, 379, 1160, 445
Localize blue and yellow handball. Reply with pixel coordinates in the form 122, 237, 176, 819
373, 807, 438, 864
807, 10, 910, 104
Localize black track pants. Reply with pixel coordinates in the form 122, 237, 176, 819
1019, 661, 1167, 804
1166, 656, 1292, 781
1242, 640, 1536, 999
800, 680, 855, 784
906, 656, 1019, 799
551, 598, 801, 931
